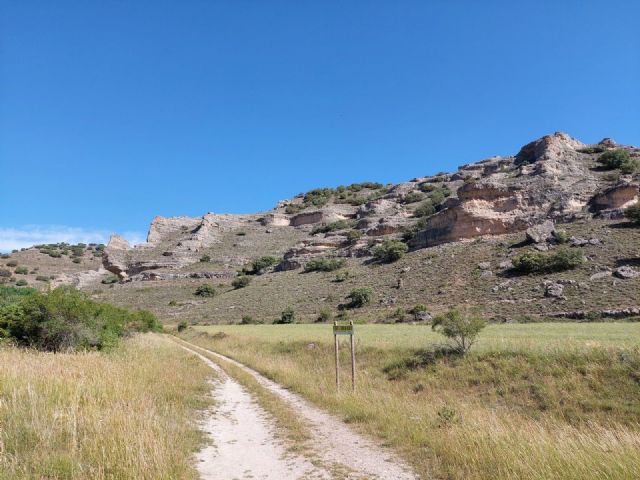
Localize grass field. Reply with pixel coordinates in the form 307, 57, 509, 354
180, 322, 640, 479
0, 334, 212, 479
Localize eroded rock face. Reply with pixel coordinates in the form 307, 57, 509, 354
589, 183, 639, 212
147, 216, 201, 243
102, 235, 132, 279
515, 132, 584, 166
526, 220, 556, 244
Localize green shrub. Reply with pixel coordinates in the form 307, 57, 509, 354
200, 255, 211, 263
512, 247, 585, 274
177, 321, 188, 332
14, 266, 28, 275
317, 308, 332, 323
346, 287, 373, 308
304, 258, 345, 272
194, 284, 216, 297
391, 307, 406, 322
6, 260, 17, 267
303, 188, 335, 207
553, 229, 569, 244
35, 275, 50, 282
414, 200, 436, 217
0, 254, 10, 259
48, 251, 62, 258
372, 240, 408, 263
285, 203, 305, 214
578, 145, 607, 154
15, 279, 28, 287
432, 309, 486, 354
624, 204, 640, 225
0, 269, 11, 278
598, 149, 638, 173
250, 256, 279, 274
101, 276, 118, 285
311, 219, 355, 235
232, 275, 251, 289
334, 271, 350, 282
345, 229, 362, 243
402, 191, 424, 204
274, 307, 295, 324
240, 315, 262, 325
72, 258, 82, 264
409, 304, 428, 319
0, 287, 161, 351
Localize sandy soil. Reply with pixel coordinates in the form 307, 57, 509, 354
178, 340, 419, 480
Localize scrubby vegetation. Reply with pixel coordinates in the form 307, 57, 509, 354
0, 286, 161, 351
232, 275, 251, 289
432, 309, 486, 354
346, 287, 373, 308
597, 149, 639, 173
194, 284, 216, 297
372, 239, 408, 263
512, 247, 585, 274
249, 255, 279, 274
274, 306, 295, 324
303, 258, 346, 272
311, 219, 356, 235
625, 203, 640, 225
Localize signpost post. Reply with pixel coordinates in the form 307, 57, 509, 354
333, 320, 355, 392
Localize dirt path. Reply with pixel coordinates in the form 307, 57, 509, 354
179, 344, 329, 480
178, 339, 419, 480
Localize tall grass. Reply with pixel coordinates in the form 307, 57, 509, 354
0, 334, 212, 479
181, 324, 640, 479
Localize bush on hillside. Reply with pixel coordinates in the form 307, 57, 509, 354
199, 255, 211, 263
232, 275, 251, 289
345, 229, 362, 244
274, 307, 295, 324
402, 191, 424, 204
512, 247, 585, 274
177, 321, 188, 332
6, 260, 17, 267
194, 284, 216, 297
432, 309, 486, 355
14, 266, 28, 275
311, 219, 356, 235
372, 240, 408, 263
240, 315, 263, 325
303, 258, 345, 272
0, 286, 161, 351
250, 256, 279, 274
598, 149, 639, 173
101, 276, 119, 285
15, 279, 28, 287
414, 200, 436, 218
624, 204, 640, 225
346, 287, 373, 308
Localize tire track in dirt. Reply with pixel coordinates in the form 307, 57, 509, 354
177, 338, 419, 480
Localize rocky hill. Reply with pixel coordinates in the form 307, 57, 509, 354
6, 132, 639, 324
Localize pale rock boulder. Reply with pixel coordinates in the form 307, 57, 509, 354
589, 183, 639, 212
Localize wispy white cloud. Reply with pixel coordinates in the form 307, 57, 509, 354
0, 226, 146, 252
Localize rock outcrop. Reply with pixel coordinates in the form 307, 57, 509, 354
589, 183, 639, 212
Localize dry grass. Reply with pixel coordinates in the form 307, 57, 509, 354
179, 324, 640, 479
0, 334, 212, 479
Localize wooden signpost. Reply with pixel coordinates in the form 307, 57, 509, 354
333, 320, 355, 392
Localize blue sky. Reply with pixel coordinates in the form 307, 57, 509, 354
1, 1, 639, 250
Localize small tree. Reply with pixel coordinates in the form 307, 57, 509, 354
625, 204, 640, 225
251, 256, 279, 274
372, 240, 408, 263
232, 275, 251, 289
598, 149, 639, 173
194, 284, 216, 297
431, 309, 485, 355
200, 255, 211, 263
274, 307, 295, 324
346, 287, 373, 308
177, 321, 188, 332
